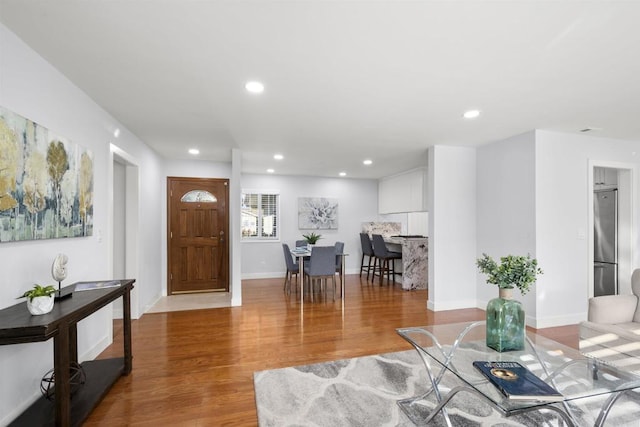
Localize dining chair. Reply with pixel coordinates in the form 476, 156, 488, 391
371, 234, 402, 286
359, 233, 376, 280
334, 241, 345, 292
295, 240, 307, 247
282, 243, 299, 294
304, 246, 337, 301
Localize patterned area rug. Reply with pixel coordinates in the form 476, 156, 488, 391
254, 350, 640, 426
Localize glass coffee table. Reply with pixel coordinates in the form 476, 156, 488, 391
396, 321, 640, 427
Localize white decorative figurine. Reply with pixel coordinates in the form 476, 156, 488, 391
52, 253, 68, 282
52, 253, 69, 297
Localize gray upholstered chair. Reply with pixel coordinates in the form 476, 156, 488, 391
579, 269, 640, 372
304, 246, 337, 301
282, 243, 299, 294
359, 233, 376, 280
334, 241, 345, 293
371, 234, 402, 285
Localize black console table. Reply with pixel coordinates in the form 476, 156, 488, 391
0, 279, 135, 427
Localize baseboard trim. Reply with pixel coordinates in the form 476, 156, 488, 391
427, 299, 478, 311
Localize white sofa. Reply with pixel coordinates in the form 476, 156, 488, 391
579, 269, 640, 372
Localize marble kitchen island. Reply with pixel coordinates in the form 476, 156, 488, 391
385, 236, 428, 290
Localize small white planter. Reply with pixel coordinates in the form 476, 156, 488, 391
27, 295, 55, 315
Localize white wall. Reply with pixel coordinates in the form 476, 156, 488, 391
533, 130, 640, 328
473, 129, 640, 328
428, 145, 477, 310
164, 159, 232, 178
240, 174, 378, 278
476, 132, 537, 321
0, 23, 165, 424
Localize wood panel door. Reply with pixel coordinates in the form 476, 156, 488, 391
167, 177, 229, 294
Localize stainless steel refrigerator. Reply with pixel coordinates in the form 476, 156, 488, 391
594, 189, 618, 296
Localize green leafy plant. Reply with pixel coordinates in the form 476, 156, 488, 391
18, 284, 57, 302
476, 253, 543, 295
302, 232, 322, 244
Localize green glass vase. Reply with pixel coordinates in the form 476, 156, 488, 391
486, 288, 525, 352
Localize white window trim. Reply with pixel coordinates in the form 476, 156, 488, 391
241, 190, 280, 241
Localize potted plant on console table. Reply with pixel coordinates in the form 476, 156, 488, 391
476, 253, 543, 352
18, 284, 57, 315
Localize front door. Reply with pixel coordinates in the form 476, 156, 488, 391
167, 177, 229, 294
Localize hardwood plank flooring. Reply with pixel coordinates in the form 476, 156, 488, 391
86, 275, 579, 426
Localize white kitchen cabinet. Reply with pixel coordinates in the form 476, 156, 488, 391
378, 168, 426, 214
594, 167, 618, 187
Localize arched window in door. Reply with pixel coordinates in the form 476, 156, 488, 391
180, 190, 217, 203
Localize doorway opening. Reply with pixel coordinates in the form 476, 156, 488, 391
590, 164, 634, 297
110, 144, 140, 319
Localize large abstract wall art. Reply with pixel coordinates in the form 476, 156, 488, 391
298, 197, 338, 230
0, 106, 93, 242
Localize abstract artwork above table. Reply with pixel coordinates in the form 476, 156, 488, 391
298, 197, 338, 229
0, 105, 94, 242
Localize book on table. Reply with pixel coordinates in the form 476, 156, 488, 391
473, 361, 563, 402
74, 280, 121, 292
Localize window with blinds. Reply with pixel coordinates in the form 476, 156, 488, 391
241, 192, 279, 240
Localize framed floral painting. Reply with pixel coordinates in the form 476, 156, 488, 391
298, 197, 338, 230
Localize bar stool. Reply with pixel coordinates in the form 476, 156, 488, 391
371, 234, 402, 285
359, 233, 376, 280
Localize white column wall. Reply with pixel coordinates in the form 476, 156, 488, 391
230, 150, 242, 305
475, 132, 537, 322
428, 145, 477, 310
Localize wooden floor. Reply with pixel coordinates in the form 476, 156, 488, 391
86, 275, 579, 426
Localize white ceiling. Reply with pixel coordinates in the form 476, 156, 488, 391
1, 1, 640, 179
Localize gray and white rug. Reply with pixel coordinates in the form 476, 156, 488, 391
254, 350, 640, 426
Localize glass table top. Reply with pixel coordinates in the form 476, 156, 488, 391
396, 321, 640, 416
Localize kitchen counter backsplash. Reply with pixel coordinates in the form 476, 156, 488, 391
362, 222, 402, 238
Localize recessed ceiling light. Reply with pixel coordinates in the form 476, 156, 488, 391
266, 168, 275, 173
188, 148, 200, 155
363, 159, 373, 166
245, 81, 264, 94
273, 154, 284, 160
113, 128, 120, 138
463, 109, 481, 119
339, 172, 347, 177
